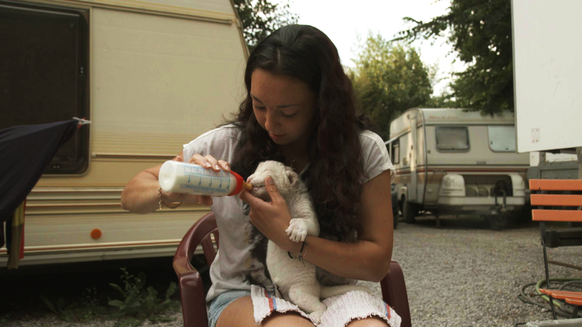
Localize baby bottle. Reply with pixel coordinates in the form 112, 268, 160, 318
159, 160, 252, 196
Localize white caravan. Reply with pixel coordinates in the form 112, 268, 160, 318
0, 0, 247, 265
386, 108, 530, 229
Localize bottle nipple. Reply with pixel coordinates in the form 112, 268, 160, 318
243, 182, 253, 192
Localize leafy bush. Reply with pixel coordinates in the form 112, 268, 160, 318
39, 267, 179, 326
108, 268, 179, 326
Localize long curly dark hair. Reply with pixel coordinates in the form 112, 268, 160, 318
230, 25, 371, 241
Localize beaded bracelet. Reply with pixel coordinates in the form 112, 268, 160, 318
158, 186, 181, 210
287, 240, 309, 264
297, 240, 309, 263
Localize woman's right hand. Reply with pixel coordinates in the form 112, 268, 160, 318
162, 153, 232, 207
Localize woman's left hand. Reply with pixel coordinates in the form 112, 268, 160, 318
239, 176, 295, 251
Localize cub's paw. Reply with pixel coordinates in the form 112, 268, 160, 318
309, 310, 324, 324
286, 219, 308, 242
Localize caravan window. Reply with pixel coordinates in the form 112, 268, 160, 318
0, 2, 90, 174
488, 126, 517, 152
435, 127, 469, 151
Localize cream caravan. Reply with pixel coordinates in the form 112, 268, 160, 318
0, 0, 247, 265
386, 108, 530, 229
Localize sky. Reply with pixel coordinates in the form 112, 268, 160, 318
281, 0, 466, 96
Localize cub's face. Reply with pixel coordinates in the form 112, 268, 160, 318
247, 161, 298, 201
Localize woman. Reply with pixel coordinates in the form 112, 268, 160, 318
121, 25, 398, 327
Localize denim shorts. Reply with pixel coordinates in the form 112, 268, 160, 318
207, 289, 251, 327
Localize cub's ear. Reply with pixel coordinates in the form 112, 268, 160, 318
285, 167, 299, 187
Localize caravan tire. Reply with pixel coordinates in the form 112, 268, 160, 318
486, 214, 508, 231
403, 199, 418, 223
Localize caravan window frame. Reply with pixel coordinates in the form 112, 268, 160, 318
435, 126, 470, 152
0, 1, 90, 174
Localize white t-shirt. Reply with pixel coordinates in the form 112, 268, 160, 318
182, 124, 395, 302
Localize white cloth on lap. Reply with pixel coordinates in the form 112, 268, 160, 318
250, 285, 402, 327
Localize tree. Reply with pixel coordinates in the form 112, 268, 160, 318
395, 0, 513, 115
351, 34, 433, 140
233, 0, 298, 49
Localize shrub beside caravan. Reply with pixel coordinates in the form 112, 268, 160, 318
0, 0, 247, 265
386, 108, 530, 229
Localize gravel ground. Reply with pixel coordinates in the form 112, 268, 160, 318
391, 215, 582, 326
2, 214, 582, 327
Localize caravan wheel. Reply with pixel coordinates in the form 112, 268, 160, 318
392, 204, 399, 229
403, 199, 418, 223
485, 214, 508, 230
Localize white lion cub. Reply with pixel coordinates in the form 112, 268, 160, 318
247, 160, 373, 323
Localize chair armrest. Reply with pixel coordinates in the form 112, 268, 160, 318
174, 239, 208, 327
173, 213, 217, 327
381, 261, 411, 327
177, 269, 208, 327
173, 229, 207, 325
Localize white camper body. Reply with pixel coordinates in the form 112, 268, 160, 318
386, 108, 530, 228
0, 0, 247, 265
512, 0, 582, 178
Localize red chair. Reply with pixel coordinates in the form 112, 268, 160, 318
173, 212, 412, 327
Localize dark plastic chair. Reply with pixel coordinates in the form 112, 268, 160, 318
173, 212, 412, 327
